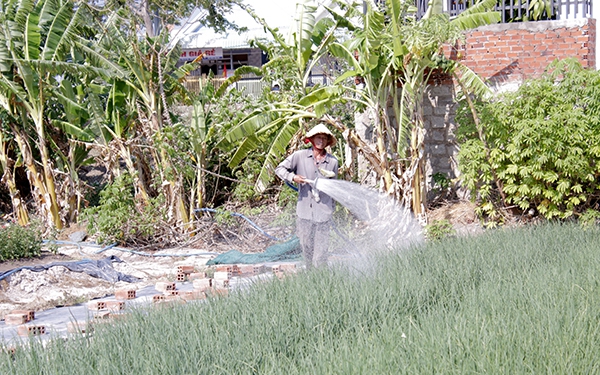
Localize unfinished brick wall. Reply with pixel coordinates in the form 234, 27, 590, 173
424, 18, 597, 194
450, 18, 596, 87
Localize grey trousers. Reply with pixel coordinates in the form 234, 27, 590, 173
296, 217, 331, 268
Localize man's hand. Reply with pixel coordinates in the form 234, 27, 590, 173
293, 174, 307, 184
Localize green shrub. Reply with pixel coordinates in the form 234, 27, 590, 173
457, 58, 600, 221
425, 218, 455, 241
0, 223, 42, 261
81, 174, 166, 246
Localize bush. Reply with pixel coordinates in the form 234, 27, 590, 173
457, 58, 600, 221
81, 174, 167, 247
0, 223, 42, 261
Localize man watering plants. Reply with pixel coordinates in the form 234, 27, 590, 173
275, 123, 339, 269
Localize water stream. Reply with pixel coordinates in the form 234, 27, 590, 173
312, 178, 423, 271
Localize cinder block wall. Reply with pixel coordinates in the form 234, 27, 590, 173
424, 18, 597, 195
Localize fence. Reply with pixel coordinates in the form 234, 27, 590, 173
445, 0, 592, 22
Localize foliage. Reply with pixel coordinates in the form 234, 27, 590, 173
457, 59, 600, 221
579, 209, 600, 229
425, 218, 455, 241
3, 224, 600, 373
0, 222, 42, 261
81, 174, 166, 246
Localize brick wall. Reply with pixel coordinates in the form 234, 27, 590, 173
450, 18, 596, 88
424, 18, 597, 197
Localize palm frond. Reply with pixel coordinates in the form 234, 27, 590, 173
255, 119, 300, 192
453, 62, 492, 99
228, 134, 262, 168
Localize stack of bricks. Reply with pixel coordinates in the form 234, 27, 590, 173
176, 265, 196, 282
3, 309, 46, 337
86, 299, 128, 324
236, 264, 266, 277
154, 281, 180, 303
153, 280, 206, 304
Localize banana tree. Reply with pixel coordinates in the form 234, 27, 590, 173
96, 10, 200, 227
0, 0, 124, 229
218, 0, 349, 192
0, 112, 29, 225
321, 0, 498, 217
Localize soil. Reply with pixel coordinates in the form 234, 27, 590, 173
0, 199, 483, 320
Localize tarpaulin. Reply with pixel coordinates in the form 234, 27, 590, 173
0, 255, 140, 283
206, 237, 301, 265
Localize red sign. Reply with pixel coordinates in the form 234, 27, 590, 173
180, 47, 223, 61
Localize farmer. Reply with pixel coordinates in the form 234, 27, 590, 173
275, 123, 339, 268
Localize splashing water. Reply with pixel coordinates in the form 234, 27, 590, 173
313, 178, 424, 271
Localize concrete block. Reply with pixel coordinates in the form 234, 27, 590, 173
87, 301, 107, 311
177, 265, 195, 274
9, 310, 35, 322
17, 325, 46, 336
155, 282, 176, 292
115, 289, 136, 300
4, 313, 29, 325
106, 301, 125, 311
193, 278, 212, 291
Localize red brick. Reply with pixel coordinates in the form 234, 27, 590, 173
9, 310, 35, 322
115, 289, 136, 300
4, 313, 28, 325
214, 265, 232, 273
87, 301, 107, 311
106, 301, 125, 311
176, 273, 186, 282
163, 290, 180, 296
177, 265, 195, 274
155, 282, 176, 292
152, 294, 166, 303
17, 325, 46, 336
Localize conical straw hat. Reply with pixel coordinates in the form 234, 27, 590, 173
304, 124, 337, 147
